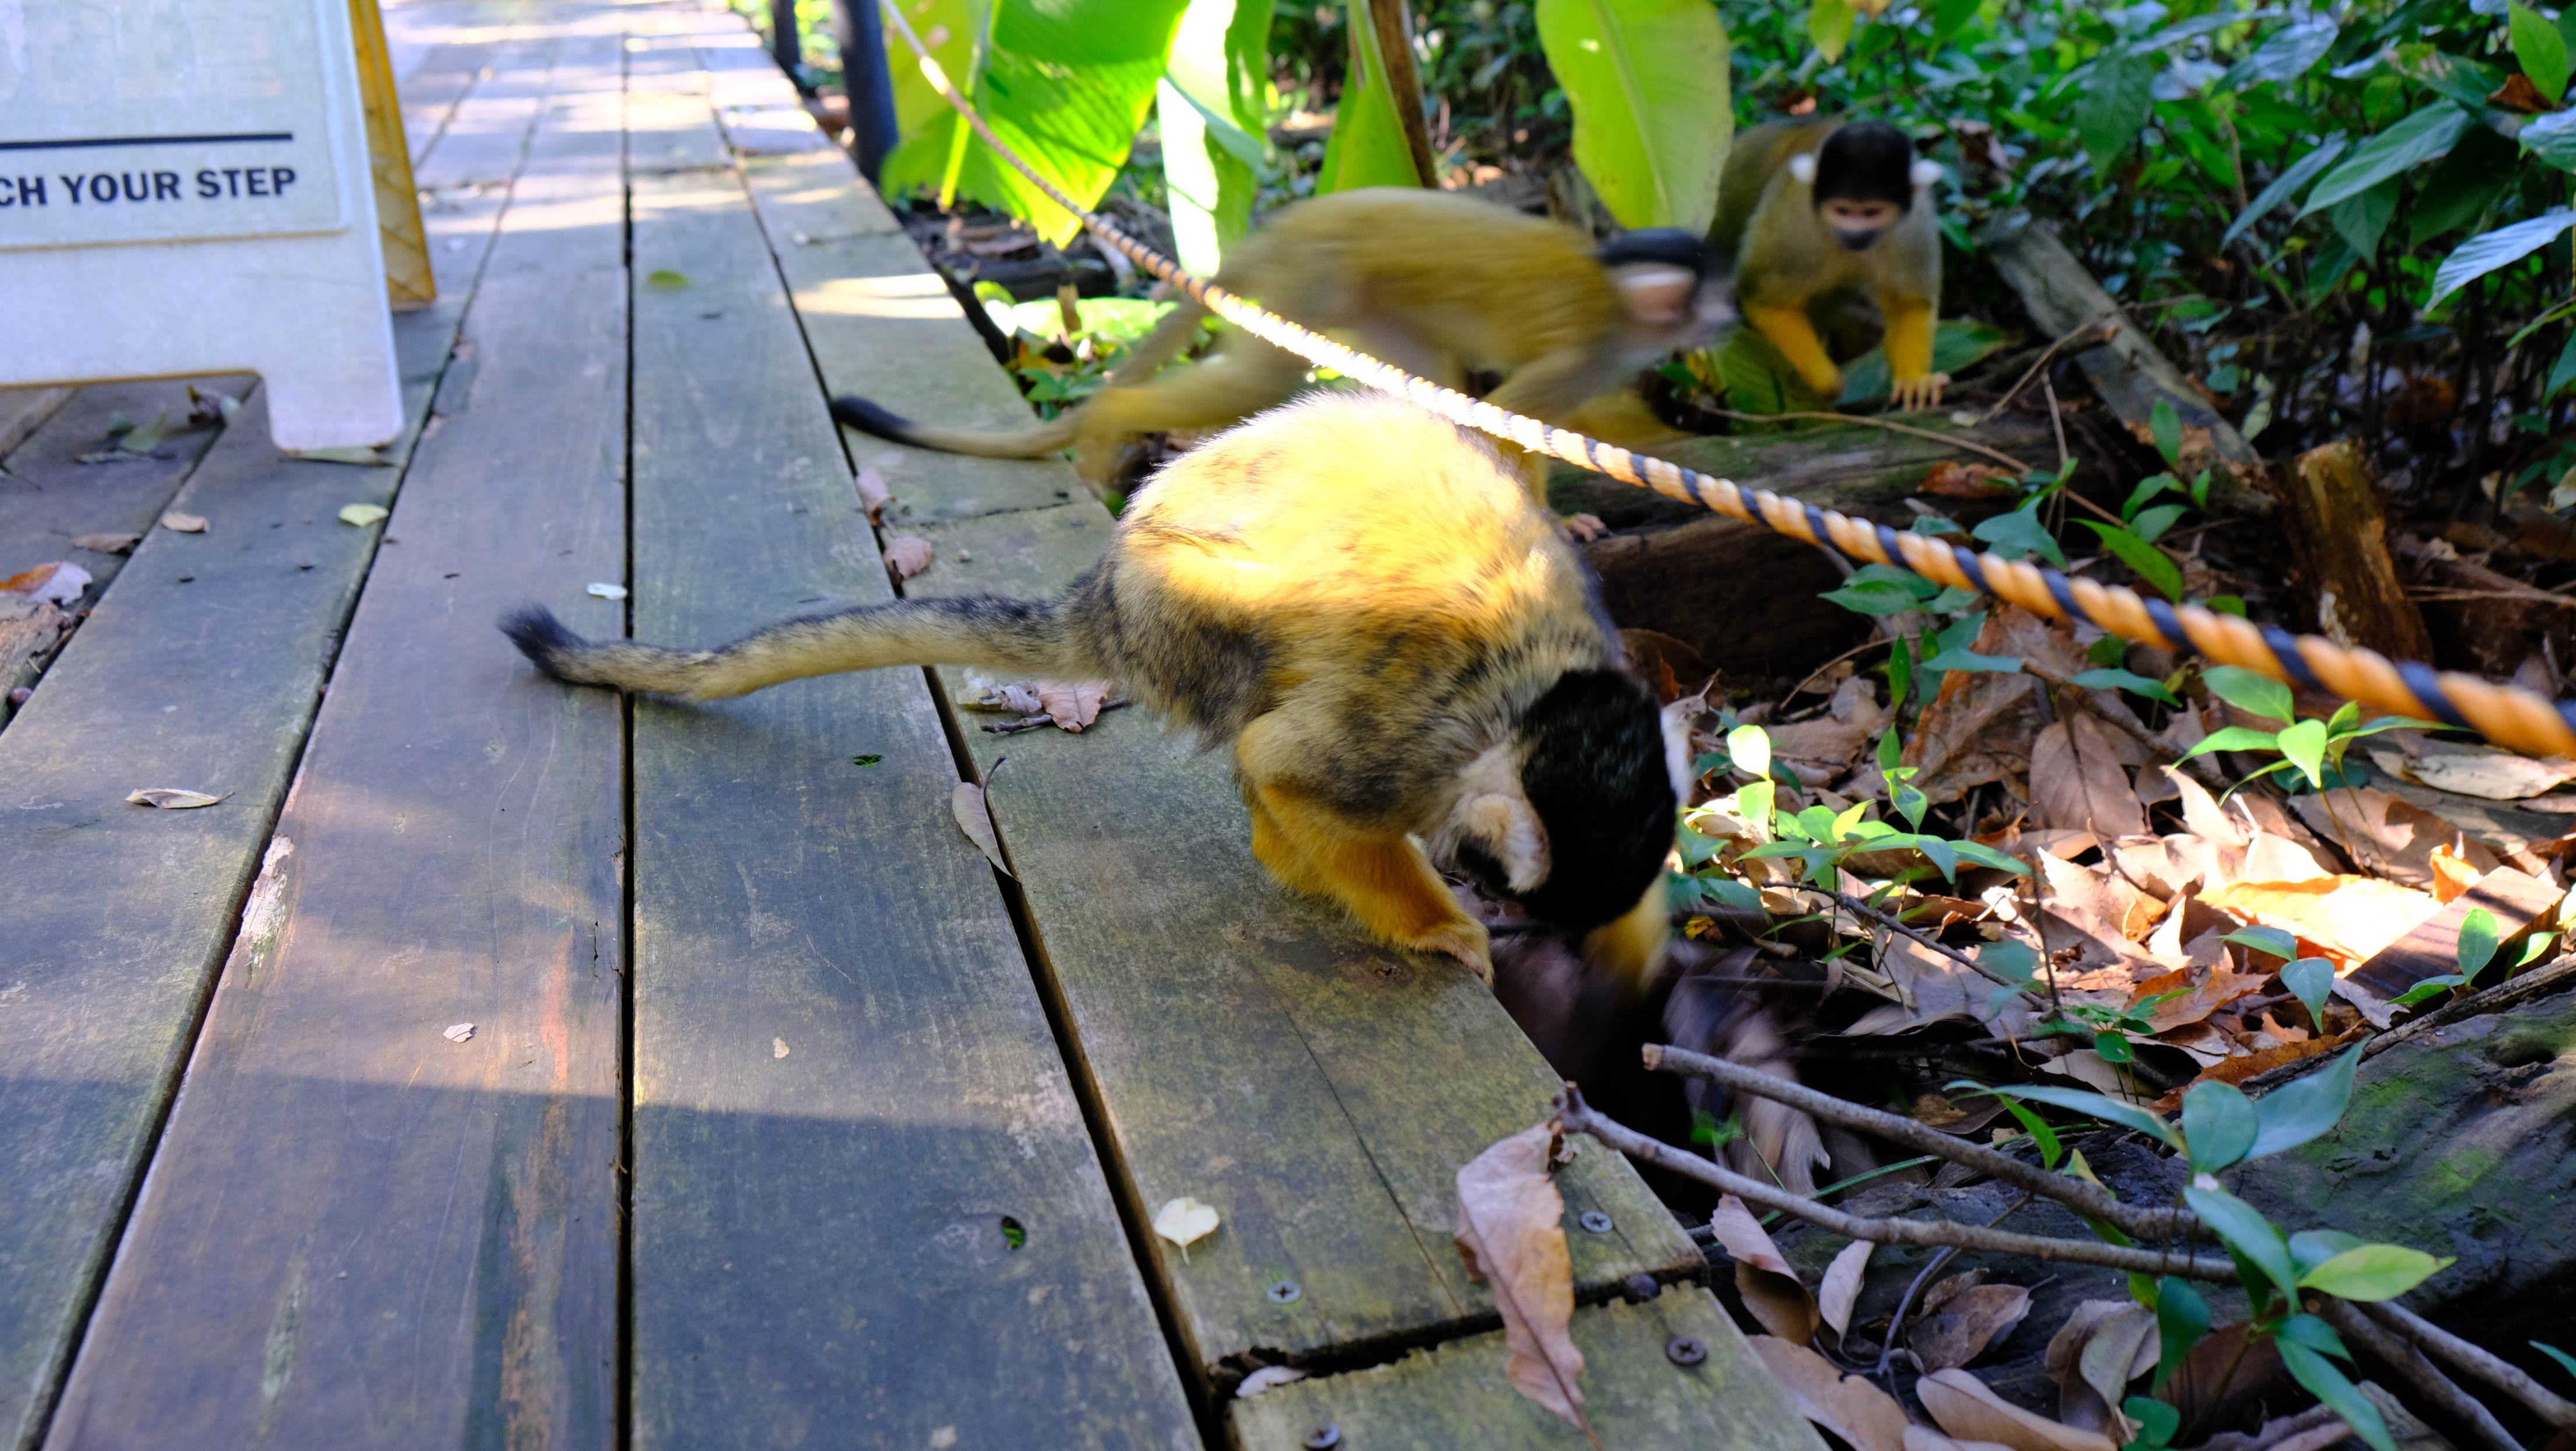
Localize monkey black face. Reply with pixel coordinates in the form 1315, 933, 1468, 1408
1806, 120, 1922, 252
1470, 669, 1676, 935
1597, 227, 1730, 346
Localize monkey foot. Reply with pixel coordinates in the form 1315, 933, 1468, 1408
1889, 373, 1952, 411
1405, 920, 1494, 983
1559, 513, 1609, 543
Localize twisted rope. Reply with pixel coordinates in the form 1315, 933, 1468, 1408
871, 0, 2576, 761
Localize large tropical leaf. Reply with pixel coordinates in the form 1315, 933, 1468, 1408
880, 0, 1192, 243
2217, 14, 2338, 91
2524, 110, 2576, 171
880, 0, 984, 176
1159, 0, 1273, 272
2511, 0, 2572, 104
1534, 0, 1733, 232
2299, 104, 2472, 215
2428, 208, 2576, 305
2075, 51, 2157, 176
1314, 0, 1425, 193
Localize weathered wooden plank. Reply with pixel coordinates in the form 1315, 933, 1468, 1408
409, 25, 555, 191
0, 385, 72, 460
1230, 1288, 1822, 1451
623, 159, 1197, 1450
26, 27, 629, 1451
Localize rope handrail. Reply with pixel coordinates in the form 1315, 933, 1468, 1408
867, 0, 2576, 762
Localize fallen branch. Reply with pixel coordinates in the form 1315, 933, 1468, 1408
1708, 409, 2036, 475
2315, 1299, 2521, 1451
1643, 1042, 2194, 1242
2362, 1299, 2576, 1431
1554, 1087, 2233, 1281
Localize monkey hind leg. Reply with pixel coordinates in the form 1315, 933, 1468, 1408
1744, 303, 1844, 401
1245, 779, 1492, 981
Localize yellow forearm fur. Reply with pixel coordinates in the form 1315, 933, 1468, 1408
1745, 303, 1843, 399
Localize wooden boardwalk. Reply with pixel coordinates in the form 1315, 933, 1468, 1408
0, 4, 1824, 1448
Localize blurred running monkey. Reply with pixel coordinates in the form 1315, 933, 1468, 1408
506, 392, 1686, 985
1711, 117, 1948, 409
830, 187, 1731, 537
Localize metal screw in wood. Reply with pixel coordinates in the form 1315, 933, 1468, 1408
1303, 1425, 1341, 1449
1578, 1210, 1614, 1233
1667, 1336, 1707, 1366
1268, 1279, 1303, 1305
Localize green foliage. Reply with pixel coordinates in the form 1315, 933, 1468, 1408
1160, 0, 1278, 271
1315, 0, 1426, 191
1533, 0, 1734, 232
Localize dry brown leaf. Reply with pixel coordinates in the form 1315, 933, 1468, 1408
855, 466, 894, 523
2129, 962, 2267, 1032
2241, 830, 2332, 884
2029, 716, 2147, 839
884, 534, 934, 580
2428, 843, 2480, 905
1152, 1196, 1220, 1260
2164, 1323, 2282, 1433
442, 1022, 475, 1043
2365, 738, 2576, 801
69, 533, 141, 555
1911, 1282, 2035, 1371
2039, 854, 2166, 954
1918, 1367, 2118, 1451
2045, 1300, 2157, 1435
1768, 675, 1891, 767
1746, 1336, 1913, 1451
949, 780, 1012, 877
1710, 1193, 1821, 1343
2286, 787, 2498, 892
124, 787, 229, 809
2202, 876, 2441, 968
0, 562, 91, 605
1905, 1427, 2023, 1451
1037, 678, 1112, 731
1923, 460, 2020, 499
2149, 1031, 2361, 1109
1454, 1123, 1590, 1432
1819, 1239, 1872, 1338
160, 511, 207, 533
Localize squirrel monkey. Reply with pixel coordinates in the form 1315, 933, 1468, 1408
504, 392, 1686, 984
831, 188, 1729, 537
1710, 118, 1948, 410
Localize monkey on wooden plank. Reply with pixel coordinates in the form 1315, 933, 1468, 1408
1710, 117, 1948, 409
831, 188, 1729, 538
505, 392, 1687, 984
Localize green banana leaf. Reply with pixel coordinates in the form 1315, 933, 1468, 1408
880, 0, 1191, 245
1314, 0, 1427, 193
1533, 0, 1732, 233
1160, 0, 1275, 272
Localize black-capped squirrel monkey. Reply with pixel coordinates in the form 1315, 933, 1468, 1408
831, 188, 1730, 537
1710, 118, 1948, 409
505, 392, 1686, 984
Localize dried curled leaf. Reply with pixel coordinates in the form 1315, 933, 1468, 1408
160, 511, 208, 533
1919, 1367, 2118, 1451
442, 1022, 476, 1042
1709, 1193, 1821, 1342
1, 562, 91, 605
1745, 1335, 1912, 1451
1236, 1365, 1308, 1396
1455, 1123, 1589, 1432
855, 466, 893, 524
70, 533, 141, 555
1910, 1280, 2035, 1372
884, 535, 934, 580
949, 780, 1012, 877
586, 581, 629, 600
1152, 1196, 1220, 1259
1037, 679, 1112, 731
1819, 1239, 1873, 1338
337, 503, 389, 527
125, 788, 229, 809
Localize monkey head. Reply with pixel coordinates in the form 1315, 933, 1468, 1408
1595, 229, 1732, 355
1788, 120, 1942, 253
1441, 668, 1682, 941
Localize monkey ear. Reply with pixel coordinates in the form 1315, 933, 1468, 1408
1787, 152, 1818, 185
1660, 699, 1695, 801
1614, 264, 1700, 327
1910, 159, 1943, 188
1441, 745, 1551, 892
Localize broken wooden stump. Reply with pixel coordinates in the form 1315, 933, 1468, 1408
2276, 440, 2437, 664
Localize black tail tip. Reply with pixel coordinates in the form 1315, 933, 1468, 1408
501, 604, 586, 679
830, 395, 915, 441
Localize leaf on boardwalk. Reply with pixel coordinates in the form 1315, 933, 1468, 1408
160, 511, 208, 533
1, 562, 91, 605
1236, 1365, 1310, 1396
1912, 1280, 2035, 1371
186, 385, 240, 427
1745, 1335, 1912, 1451
337, 503, 390, 527
1919, 1367, 2119, 1451
1819, 1239, 1873, 1337
773, 1038, 790, 1059
124, 787, 229, 808
885, 534, 935, 580
1709, 1193, 1821, 1341
442, 1022, 475, 1042
1038, 679, 1113, 731
856, 466, 894, 524
1454, 1122, 1590, 1432
298, 445, 388, 466
1152, 1197, 1221, 1260
645, 269, 690, 289
950, 780, 1013, 877
70, 533, 141, 555
585, 581, 629, 600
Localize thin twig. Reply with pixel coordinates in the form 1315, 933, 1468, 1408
1709, 409, 2036, 475
1981, 316, 2119, 425
1643, 1042, 2194, 1241
2043, 373, 2072, 478
2315, 1299, 2522, 1451
978, 696, 1135, 734
2362, 1299, 2576, 1430
2407, 588, 2576, 609
1825, 891, 2045, 997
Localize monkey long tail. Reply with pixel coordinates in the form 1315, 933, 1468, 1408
828, 395, 1080, 460
502, 595, 1093, 701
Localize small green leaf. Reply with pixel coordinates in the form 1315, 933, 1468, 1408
2150, 397, 2182, 465
1994, 1096, 2064, 1169
1889, 634, 1914, 710
1822, 579, 1933, 615
1729, 724, 1772, 781
2152, 1277, 2211, 1393
2299, 1243, 2454, 1300
2123, 1397, 2182, 1451
2527, 111, 2576, 171
2512, 1, 2572, 103
2179, 725, 2283, 762
1923, 647, 2024, 674
2533, 1341, 2576, 1382
2077, 50, 2158, 176
2224, 926, 2298, 960
2076, 521, 2186, 601
2202, 665, 2294, 723
2130, 503, 2190, 545
2289, 1228, 2368, 1277
2457, 906, 2502, 982
2282, 957, 2334, 1024
2183, 1183, 2299, 1296
2276, 718, 2330, 790
1809, 0, 1854, 62
1980, 939, 2039, 984
850, 753, 883, 766
2071, 668, 2182, 706
2389, 973, 2468, 1008
1959, 1081, 2185, 1149
2181, 1081, 2260, 1172
2280, 1343, 2399, 1451
1975, 507, 2068, 567
1951, 840, 2035, 875
646, 269, 691, 289
2249, 1043, 2363, 1159
2095, 1030, 2136, 1064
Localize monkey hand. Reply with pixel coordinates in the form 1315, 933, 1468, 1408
1889, 371, 1951, 411
1406, 918, 1494, 984
1559, 513, 1609, 543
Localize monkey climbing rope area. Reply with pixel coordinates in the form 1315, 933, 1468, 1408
869, 0, 2576, 761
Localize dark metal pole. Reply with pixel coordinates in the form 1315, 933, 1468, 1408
832, 0, 901, 185
768, 0, 803, 85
